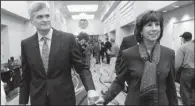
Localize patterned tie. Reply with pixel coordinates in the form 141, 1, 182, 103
41, 37, 49, 73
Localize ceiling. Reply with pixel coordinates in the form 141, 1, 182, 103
55, 1, 194, 20
55, 1, 109, 20
159, 1, 194, 13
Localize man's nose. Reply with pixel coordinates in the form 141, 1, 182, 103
42, 16, 48, 21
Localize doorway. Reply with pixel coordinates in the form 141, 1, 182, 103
1, 24, 9, 64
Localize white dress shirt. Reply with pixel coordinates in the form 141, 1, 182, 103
38, 28, 53, 56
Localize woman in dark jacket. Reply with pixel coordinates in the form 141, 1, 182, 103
95, 10, 178, 105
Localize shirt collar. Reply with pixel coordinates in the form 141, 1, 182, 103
38, 28, 53, 41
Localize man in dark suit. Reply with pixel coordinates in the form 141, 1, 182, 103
19, 1, 99, 105
104, 38, 112, 64
115, 35, 137, 72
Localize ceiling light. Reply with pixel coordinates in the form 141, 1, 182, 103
72, 13, 94, 20
174, 5, 179, 8
67, 5, 98, 12
163, 10, 167, 12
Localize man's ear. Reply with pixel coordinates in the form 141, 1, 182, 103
30, 18, 34, 25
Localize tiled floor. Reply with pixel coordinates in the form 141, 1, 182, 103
3, 57, 182, 105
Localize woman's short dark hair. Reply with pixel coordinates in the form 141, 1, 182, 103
77, 32, 89, 41
134, 10, 164, 43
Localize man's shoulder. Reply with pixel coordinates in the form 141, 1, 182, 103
121, 45, 138, 56
123, 35, 135, 41
122, 35, 137, 46
21, 33, 36, 44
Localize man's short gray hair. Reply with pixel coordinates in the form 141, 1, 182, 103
28, 1, 50, 18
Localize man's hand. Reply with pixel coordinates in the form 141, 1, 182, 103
87, 90, 100, 105
95, 96, 105, 105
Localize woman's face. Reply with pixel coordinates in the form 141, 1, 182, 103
141, 21, 161, 42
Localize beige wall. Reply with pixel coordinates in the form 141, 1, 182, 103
1, 1, 30, 19
66, 19, 104, 35
1, 11, 26, 61
1, 26, 10, 63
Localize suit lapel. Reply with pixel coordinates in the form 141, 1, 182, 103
47, 29, 63, 75
30, 33, 47, 76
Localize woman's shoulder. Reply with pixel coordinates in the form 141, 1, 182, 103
160, 45, 175, 57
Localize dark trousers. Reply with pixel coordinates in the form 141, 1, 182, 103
105, 52, 110, 64
180, 68, 195, 105
95, 53, 100, 64
100, 53, 104, 62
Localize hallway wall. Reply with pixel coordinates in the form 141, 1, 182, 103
162, 3, 194, 49
1, 10, 26, 60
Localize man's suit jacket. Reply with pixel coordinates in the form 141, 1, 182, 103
103, 45, 178, 105
104, 41, 112, 51
19, 28, 95, 105
115, 35, 137, 73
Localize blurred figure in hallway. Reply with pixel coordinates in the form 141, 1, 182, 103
104, 38, 112, 64
175, 32, 194, 105
85, 41, 93, 68
94, 40, 101, 64
77, 32, 89, 58
100, 42, 105, 63
107, 38, 119, 81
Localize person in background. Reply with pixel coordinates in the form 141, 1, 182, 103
19, 1, 99, 105
180, 32, 192, 45
95, 10, 177, 105
104, 38, 112, 64
103, 38, 120, 83
77, 32, 89, 58
85, 41, 92, 68
93, 40, 101, 64
100, 42, 105, 63
107, 38, 120, 80
175, 32, 193, 83
175, 32, 194, 105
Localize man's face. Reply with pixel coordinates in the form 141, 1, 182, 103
80, 39, 86, 45
181, 38, 186, 45
31, 8, 51, 32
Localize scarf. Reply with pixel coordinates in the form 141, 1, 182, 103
139, 42, 161, 105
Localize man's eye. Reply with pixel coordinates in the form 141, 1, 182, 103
45, 14, 50, 18
37, 15, 43, 19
